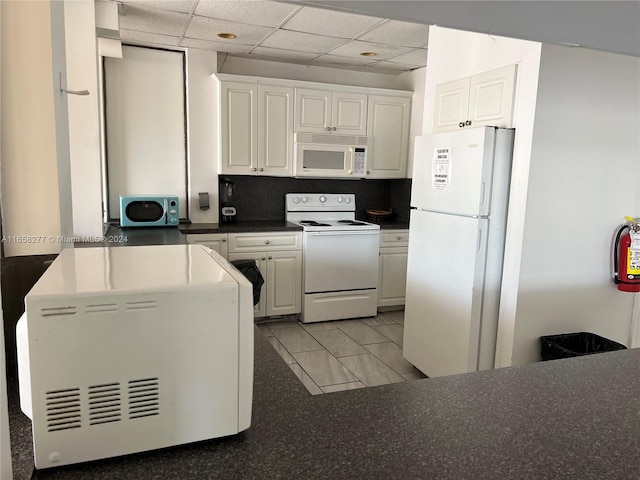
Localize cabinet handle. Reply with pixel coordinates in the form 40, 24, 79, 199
331, 126, 337, 131
261, 257, 266, 261
265, 240, 270, 244
465, 120, 472, 126
459, 122, 465, 128
252, 167, 257, 172
366, 171, 370, 175
396, 236, 402, 240
326, 126, 331, 131
222, 238, 227, 242
268, 256, 273, 260
259, 167, 264, 172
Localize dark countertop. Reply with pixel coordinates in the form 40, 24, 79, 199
74, 225, 188, 247
8, 326, 640, 479
180, 221, 302, 234
373, 220, 409, 230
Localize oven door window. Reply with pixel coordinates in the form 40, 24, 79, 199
304, 230, 379, 293
302, 150, 347, 170
125, 201, 164, 222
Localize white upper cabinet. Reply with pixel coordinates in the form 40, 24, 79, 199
220, 82, 257, 174
295, 88, 367, 135
433, 64, 517, 133
221, 82, 293, 176
366, 95, 411, 179
258, 84, 294, 176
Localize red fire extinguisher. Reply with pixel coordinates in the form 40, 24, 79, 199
614, 217, 640, 292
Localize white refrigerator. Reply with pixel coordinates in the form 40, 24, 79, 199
403, 126, 515, 378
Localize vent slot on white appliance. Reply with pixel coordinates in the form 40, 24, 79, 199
295, 132, 368, 146
85, 303, 118, 314
125, 301, 157, 311
128, 378, 160, 419
41, 306, 78, 317
46, 388, 81, 432
88, 383, 122, 425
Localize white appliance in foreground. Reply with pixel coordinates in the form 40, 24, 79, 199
403, 127, 515, 378
286, 193, 380, 323
17, 244, 254, 469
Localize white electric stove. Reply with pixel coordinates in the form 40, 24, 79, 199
286, 193, 380, 323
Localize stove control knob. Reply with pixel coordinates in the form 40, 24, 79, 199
301, 196, 308, 203
292, 197, 300, 204
345, 197, 352, 204
319, 195, 327, 203
337, 196, 343, 203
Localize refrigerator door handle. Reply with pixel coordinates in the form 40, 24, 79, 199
476, 228, 483, 251
480, 182, 486, 206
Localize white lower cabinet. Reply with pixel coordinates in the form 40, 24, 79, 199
228, 232, 302, 318
185, 233, 228, 259
378, 229, 409, 307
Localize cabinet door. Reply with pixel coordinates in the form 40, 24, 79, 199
378, 247, 408, 307
265, 251, 302, 316
366, 95, 411, 178
468, 64, 516, 129
432, 77, 470, 133
229, 252, 267, 318
185, 234, 228, 259
258, 85, 293, 176
295, 88, 331, 133
220, 82, 257, 175
332, 92, 367, 135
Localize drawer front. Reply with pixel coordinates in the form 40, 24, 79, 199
379, 229, 409, 248
228, 232, 302, 253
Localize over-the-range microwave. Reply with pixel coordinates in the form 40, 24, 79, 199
294, 132, 368, 179
119, 195, 179, 227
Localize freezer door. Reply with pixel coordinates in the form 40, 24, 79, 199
403, 209, 488, 377
411, 127, 496, 217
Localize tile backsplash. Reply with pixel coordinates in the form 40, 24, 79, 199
219, 176, 411, 223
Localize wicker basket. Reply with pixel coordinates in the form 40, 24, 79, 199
366, 209, 392, 223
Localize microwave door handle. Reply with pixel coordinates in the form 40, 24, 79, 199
164, 199, 168, 225
348, 148, 353, 175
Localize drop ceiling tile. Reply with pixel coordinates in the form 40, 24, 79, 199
359, 20, 429, 48
261, 29, 348, 54
251, 46, 319, 61
194, 0, 300, 27
181, 37, 254, 53
186, 15, 273, 43
312, 54, 379, 67
120, 0, 195, 14
120, 28, 181, 47
282, 6, 384, 39
328, 40, 413, 60
120, 5, 189, 36
370, 60, 417, 72
386, 48, 427, 67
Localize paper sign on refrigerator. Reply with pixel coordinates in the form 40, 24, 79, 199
432, 147, 451, 191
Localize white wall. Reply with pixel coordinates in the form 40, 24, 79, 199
1, 0, 61, 256
396, 67, 425, 178
220, 55, 402, 90
187, 49, 218, 223
421, 26, 542, 369
506, 44, 640, 365
63, 0, 103, 239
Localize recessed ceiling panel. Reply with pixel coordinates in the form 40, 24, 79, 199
119, 5, 190, 36
186, 15, 273, 43
282, 6, 384, 39
359, 20, 429, 48
251, 46, 319, 61
261, 29, 348, 54
194, 0, 301, 28
328, 40, 413, 60
386, 48, 428, 66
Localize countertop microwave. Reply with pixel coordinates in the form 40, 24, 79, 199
120, 195, 179, 227
294, 133, 368, 179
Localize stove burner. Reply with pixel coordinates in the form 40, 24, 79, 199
300, 220, 331, 227
337, 220, 367, 226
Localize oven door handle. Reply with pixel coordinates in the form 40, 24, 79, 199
307, 230, 378, 236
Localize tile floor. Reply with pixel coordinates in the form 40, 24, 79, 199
257, 309, 427, 394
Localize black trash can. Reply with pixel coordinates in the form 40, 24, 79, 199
230, 259, 264, 306
540, 332, 627, 361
